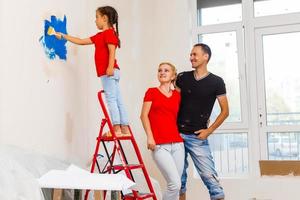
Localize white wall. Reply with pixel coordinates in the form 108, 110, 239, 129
0, 0, 91, 165
0, 0, 191, 196
2, 1, 300, 199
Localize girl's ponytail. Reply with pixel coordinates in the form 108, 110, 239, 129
115, 17, 120, 48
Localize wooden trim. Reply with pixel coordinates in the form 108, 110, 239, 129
94, 190, 103, 200
260, 160, 300, 176
52, 189, 63, 200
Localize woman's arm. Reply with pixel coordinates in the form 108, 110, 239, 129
56, 32, 92, 45
140, 102, 156, 151
106, 44, 116, 76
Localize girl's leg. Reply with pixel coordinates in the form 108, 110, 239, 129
101, 74, 121, 133
152, 143, 184, 200
114, 70, 129, 125
113, 70, 130, 134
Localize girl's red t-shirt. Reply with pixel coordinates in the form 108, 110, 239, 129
143, 88, 183, 144
90, 28, 119, 77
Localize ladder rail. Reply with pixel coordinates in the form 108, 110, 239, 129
84, 118, 107, 200
118, 141, 136, 182
98, 91, 134, 176
128, 126, 156, 197
98, 91, 140, 199
90, 118, 106, 173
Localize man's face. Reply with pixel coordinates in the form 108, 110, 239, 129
190, 46, 208, 68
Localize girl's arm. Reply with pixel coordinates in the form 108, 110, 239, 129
140, 102, 156, 151
106, 44, 116, 76
56, 32, 92, 45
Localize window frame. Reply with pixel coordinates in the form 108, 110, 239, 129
190, 0, 300, 177
191, 1, 248, 130
255, 24, 300, 159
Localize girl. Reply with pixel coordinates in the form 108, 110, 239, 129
55, 6, 130, 136
140, 62, 184, 200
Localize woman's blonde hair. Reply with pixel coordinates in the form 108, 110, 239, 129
158, 62, 177, 85
159, 62, 177, 77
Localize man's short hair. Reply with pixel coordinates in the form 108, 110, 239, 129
194, 43, 211, 62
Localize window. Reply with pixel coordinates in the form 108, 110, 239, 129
193, 0, 300, 177
198, 32, 242, 123
197, 0, 242, 26
256, 25, 300, 162
209, 133, 249, 175
268, 132, 300, 160
262, 32, 300, 126
194, 0, 248, 176
254, 0, 300, 17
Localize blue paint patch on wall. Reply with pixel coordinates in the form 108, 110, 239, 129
40, 15, 68, 60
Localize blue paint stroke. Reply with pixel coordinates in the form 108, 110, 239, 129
40, 15, 68, 60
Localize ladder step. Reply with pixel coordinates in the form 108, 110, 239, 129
108, 164, 143, 171
124, 192, 155, 199
99, 135, 132, 141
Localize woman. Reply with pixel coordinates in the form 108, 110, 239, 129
140, 62, 184, 200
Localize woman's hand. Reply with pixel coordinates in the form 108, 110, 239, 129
147, 137, 156, 151
106, 68, 114, 76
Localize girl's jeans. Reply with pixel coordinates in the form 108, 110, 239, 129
152, 142, 185, 200
100, 69, 129, 125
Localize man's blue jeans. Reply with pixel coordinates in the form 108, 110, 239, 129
180, 133, 225, 200
100, 69, 129, 125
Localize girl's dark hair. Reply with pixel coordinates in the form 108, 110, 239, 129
97, 6, 120, 47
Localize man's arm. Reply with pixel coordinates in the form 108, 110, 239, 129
195, 95, 229, 140
208, 95, 229, 132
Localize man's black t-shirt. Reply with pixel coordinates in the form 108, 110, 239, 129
176, 71, 226, 134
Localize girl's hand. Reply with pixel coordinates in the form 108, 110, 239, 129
147, 137, 156, 151
55, 32, 63, 40
106, 68, 114, 76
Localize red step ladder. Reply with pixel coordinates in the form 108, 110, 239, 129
84, 90, 157, 200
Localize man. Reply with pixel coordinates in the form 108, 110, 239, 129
176, 43, 229, 200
